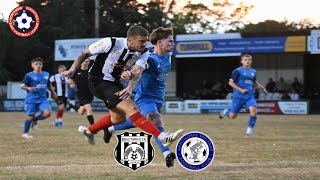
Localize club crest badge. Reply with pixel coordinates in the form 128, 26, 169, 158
176, 132, 215, 171
8, 6, 40, 37
114, 132, 154, 171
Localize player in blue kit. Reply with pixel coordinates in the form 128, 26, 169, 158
103, 27, 176, 167
20, 57, 57, 138
219, 54, 268, 136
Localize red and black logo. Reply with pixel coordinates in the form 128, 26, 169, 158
8, 6, 40, 37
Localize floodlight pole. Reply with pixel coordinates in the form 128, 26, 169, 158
95, 0, 100, 37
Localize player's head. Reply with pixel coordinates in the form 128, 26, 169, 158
127, 26, 149, 52
81, 58, 90, 70
58, 65, 66, 74
240, 54, 252, 68
149, 27, 174, 52
31, 57, 43, 72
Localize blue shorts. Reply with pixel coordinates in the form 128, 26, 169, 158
134, 97, 162, 116
25, 100, 52, 116
231, 96, 256, 114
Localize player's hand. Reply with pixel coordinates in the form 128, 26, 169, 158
121, 70, 131, 80
119, 87, 133, 100
27, 87, 36, 92
52, 92, 58, 100
62, 70, 75, 78
240, 89, 249, 94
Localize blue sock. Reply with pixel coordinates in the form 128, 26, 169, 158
226, 109, 230, 117
114, 118, 135, 130
154, 127, 170, 153
23, 119, 32, 133
248, 116, 257, 129
34, 112, 45, 121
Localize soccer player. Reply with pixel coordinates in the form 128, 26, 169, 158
20, 57, 57, 138
68, 58, 95, 125
219, 54, 268, 136
103, 27, 176, 167
50, 65, 70, 127
62, 26, 183, 147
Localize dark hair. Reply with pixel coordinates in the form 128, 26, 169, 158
149, 27, 174, 45
31, 57, 43, 64
127, 26, 149, 38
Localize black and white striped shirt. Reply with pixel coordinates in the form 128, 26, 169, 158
88, 37, 149, 82
50, 73, 69, 97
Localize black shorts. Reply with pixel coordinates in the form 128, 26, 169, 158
88, 78, 123, 109
56, 96, 67, 106
78, 95, 94, 106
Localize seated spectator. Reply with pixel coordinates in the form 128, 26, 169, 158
276, 77, 290, 93
266, 78, 276, 93
281, 92, 291, 100
291, 77, 302, 93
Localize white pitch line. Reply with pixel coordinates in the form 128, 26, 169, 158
0, 163, 165, 169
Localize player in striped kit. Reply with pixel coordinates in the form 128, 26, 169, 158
62, 26, 183, 147
104, 27, 177, 167
50, 65, 69, 127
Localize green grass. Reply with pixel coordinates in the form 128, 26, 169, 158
0, 112, 319, 179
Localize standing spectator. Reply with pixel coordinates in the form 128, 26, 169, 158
266, 78, 276, 93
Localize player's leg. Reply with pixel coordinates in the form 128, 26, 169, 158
22, 102, 36, 138
82, 97, 94, 125
116, 99, 184, 146
54, 97, 65, 127
219, 97, 244, 119
246, 98, 257, 136
32, 101, 52, 129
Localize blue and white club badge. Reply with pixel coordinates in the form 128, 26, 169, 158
176, 132, 215, 171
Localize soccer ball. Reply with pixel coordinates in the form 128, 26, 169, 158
15, 12, 33, 30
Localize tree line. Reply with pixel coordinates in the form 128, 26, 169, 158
0, 0, 318, 84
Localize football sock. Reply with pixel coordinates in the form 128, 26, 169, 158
57, 109, 64, 118
23, 119, 31, 133
88, 114, 112, 134
248, 116, 257, 129
87, 115, 94, 125
113, 118, 135, 131
34, 112, 45, 121
129, 112, 161, 138
154, 126, 170, 153
226, 109, 230, 118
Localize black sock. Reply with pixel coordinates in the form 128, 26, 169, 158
87, 115, 94, 125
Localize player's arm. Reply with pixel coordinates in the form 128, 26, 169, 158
119, 50, 149, 100
255, 81, 268, 94
63, 49, 92, 78
228, 70, 248, 94
20, 75, 36, 92
47, 79, 58, 100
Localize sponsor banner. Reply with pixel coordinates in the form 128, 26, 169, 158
165, 101, 184, 113
174, 36, 306, 58
54, 38, 100, 61
2, 100, 25, 111
165, 100, 308, 114
184, 100, 201, 113
307, 34, 320, 54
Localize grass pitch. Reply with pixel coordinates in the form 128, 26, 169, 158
0, 112, 319, 179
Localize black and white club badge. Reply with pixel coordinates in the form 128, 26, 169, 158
114, 132, 154, 171
176, 132, 215, 171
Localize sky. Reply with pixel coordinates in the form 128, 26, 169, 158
1, 0, 320, 24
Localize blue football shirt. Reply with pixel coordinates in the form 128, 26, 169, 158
230, 66, 256, 98
21, 71, 50, 103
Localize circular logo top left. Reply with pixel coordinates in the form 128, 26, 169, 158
8, 6, 40, 37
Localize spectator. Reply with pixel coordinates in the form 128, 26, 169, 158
266, 78, 276, 93
289, 89, 300, 100
276, 77, 289, 93
291, 77, 302, 93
